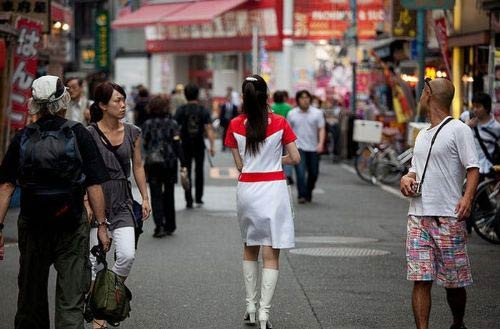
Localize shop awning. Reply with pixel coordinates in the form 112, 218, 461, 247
111, 3, 188, 29
51, 2, 73, 24
448, 31, 490, 48
159, 0, 247, 25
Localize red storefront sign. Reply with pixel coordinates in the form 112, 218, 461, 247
293, 0, 386, 40
433, 17, 451, 79
11, 18, 42, 129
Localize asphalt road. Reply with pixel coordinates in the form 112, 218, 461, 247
0, 146, 499, 329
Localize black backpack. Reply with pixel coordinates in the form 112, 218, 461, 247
18, 120, 85, 220
182, 104, 204, 140
143, 118, 178, 169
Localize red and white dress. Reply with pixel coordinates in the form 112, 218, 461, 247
225, 113, 297, 249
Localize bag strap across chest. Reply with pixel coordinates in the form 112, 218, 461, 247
419, 117, 453, 187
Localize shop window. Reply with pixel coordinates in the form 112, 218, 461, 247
213, 54, 238, 70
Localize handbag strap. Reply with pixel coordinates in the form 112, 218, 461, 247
92, 124, 134, 198
420, 117, 453, 187
473, 126, 494, 163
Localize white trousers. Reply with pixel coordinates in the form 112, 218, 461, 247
89, 226, 136, 279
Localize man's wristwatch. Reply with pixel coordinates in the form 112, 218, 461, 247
94, 219, 110, 228
0, 223, 4, 231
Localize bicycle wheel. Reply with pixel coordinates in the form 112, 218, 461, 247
470, 179, 500, 244
354, 145, 376, 183
373, 156, 403, 185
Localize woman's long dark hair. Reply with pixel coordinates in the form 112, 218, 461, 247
242, 75, 269, 156
89, 82, 126, 123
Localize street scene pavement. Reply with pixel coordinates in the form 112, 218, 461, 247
0, 146, 499, 329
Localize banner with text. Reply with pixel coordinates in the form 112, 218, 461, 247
10, 17, 42, 129
433, 17, 451, 79
95, 10, 110, 72
293, 0, 386, 41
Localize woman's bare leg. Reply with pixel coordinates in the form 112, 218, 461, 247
243, 244, 260, 261
261, 246, 280, 269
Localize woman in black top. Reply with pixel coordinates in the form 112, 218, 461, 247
142, 96, 187, 237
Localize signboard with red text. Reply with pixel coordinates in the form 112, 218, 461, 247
433, 17, 451, 78
10, 17, 42, 129
293, 0, 386, 40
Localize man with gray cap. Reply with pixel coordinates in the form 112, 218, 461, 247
0, 75, 111, 329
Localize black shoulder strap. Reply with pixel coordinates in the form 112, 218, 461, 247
480, 127, 499, 141
92, 123, 128, 178
420, 117, 453, 187
474, 126, 494, 163
92, 123, 135, 200
62, 120, 80, 130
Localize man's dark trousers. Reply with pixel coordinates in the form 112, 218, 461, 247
183, 144, 205, 205
149, 173, 176, 233
295, 149, 320, 201
15, 214, 90, 329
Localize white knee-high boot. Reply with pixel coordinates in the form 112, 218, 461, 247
259, 268, 279, 329
243, 260, 259, 324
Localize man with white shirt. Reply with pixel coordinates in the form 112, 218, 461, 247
66, 77, 91, 125
462, 93, 500, 175
287, 90, 326, 203
400, 78, 479, 329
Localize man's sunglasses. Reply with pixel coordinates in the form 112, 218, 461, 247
424, 77, 432, 94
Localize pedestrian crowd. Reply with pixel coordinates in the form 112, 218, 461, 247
0, 72, 496, 329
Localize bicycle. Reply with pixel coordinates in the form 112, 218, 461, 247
354, 143, 413, 185
468, 168, 500, 244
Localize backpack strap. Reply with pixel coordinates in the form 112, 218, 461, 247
19, 123, 41, 171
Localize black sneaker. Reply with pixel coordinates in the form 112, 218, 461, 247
186, 203, 193, 209
450, 324, 467, 329
153, 228, 166, 238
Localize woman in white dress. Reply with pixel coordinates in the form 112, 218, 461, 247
225, 75, 300, 329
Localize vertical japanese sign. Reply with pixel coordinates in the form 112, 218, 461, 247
95, 10, 110, 72
11, 18, 42, 129
433, 17, 451, 79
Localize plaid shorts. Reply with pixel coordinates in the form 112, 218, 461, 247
406, 215, 472, 288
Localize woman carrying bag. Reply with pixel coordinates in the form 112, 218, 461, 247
85, 82, 151, 329
142, 95, 187, 237
225, 75, 300, 329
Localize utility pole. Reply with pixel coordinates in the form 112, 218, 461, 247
282, 0, 294, 94
350, 0, 357, 114
415, 9, 426, 102
252, 26, 259, 74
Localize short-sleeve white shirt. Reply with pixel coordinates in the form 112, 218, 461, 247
287, 106, 325, 152
408, 117, 479, 218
